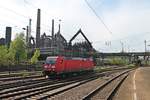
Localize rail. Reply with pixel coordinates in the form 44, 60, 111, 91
82, 70, 131, 100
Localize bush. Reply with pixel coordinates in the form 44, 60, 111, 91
109, 57, 128, 65
127, 64, 136, 68
0, 46, 9, 66
31, 49, 40, 64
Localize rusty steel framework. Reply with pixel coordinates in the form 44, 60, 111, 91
27, 9, 94, 59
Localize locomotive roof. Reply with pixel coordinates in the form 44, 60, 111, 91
46, 56, 58, 59
46, 56, 93, 61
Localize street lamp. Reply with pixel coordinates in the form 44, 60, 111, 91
22, 26, 29, 44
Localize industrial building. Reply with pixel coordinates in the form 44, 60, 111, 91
0, 26, 12, 47
0, 9, 93, 59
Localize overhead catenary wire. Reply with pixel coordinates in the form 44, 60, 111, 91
0, 5, 30, 19
0, 3, 52, 32
24, 0, 38, 9
84, 0, 112, 34
93, 31, 150, 52
92, 31, 150, 44
24, 0, 53, 18
24, 0, 64, 36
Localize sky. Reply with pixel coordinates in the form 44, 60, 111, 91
0, 0, 150, 52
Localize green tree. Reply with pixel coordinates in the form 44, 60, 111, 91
8, 33, 27, 63
0, 46, 8, 66
31, 49, 40, 64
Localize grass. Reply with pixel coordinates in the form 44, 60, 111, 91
126, 64, 136, 68
94, 66, 115, 73
94, 64, 137, 73
109, 57, 129, 66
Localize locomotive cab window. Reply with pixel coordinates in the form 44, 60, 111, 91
46, 57, 57, 65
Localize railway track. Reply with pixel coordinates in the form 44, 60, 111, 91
0, 75, 45, 91
0, 69, 132, 100
14, 78, 97, 100
82, 70, 130, 100
0, 72, 98, 91
0, 71, 42, 78
0, 74, 42, 82
0, 78, 51, 91
0, 73, 100, 100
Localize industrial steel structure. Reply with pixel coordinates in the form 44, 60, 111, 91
26, 9, 93, 59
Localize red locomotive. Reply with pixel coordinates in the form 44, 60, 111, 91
43, 56, 94, 77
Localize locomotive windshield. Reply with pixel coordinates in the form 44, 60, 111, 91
46, 57, 57, 65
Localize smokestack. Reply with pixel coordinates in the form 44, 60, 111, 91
58, 24, 60, 34
26, 26, 29, 44
36, 9, 41, 48
28, 19, 32, 38
5, 27, 12, 47
58, 19, 61, 34
52, 19, 54, 39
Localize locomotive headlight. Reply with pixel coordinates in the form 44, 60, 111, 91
44, 65, 48, 68
51, 65, 55, 68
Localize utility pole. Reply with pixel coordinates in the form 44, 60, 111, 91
144, 40, 147, 52
127, 45, 130, 53
120, 42, 124, 53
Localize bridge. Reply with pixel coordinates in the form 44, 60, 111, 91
36, 48, 150, 58
98, 52, 150, 57
29, 47, 150, 61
